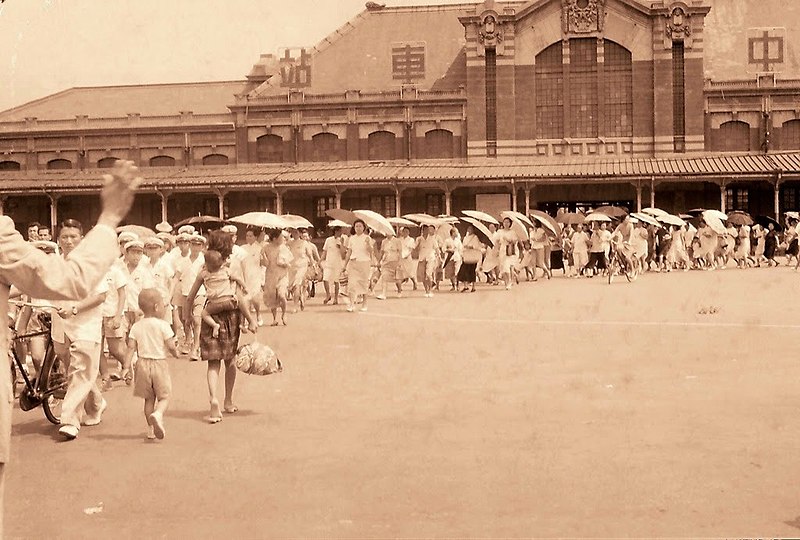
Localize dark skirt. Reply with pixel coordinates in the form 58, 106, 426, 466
788, 239, 799, 256
199, 309, 241, 362
457, 262, 478, 283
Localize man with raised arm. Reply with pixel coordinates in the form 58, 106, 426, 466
0, 160, 140, 535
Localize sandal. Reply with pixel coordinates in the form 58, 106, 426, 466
223, 405, 238, 414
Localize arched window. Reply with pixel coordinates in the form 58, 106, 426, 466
256, 134, 283, 163
535, 42, 564, 139
782, 119, 800, 150
47, 159, 72, 170
310, 132, 342, 162
604, 41, 633, 137
149, 155, 176, 167
97, 157, 120, 168
367, 131, 396, 161
0, 161, 21, 171
714, 121, 751, 152
569, 39, 598, 138
202, 153, 229, 165
422, 129, 454, 159
535, 38, 632, 139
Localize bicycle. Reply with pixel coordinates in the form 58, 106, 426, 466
8, 302, 68, 424
607, 243, 640, 284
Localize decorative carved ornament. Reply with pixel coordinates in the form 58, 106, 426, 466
665, 4, 691, 41
561, 0, 605, 35
478, 12, 503, 47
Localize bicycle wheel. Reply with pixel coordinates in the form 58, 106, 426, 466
40, 345, 67, 425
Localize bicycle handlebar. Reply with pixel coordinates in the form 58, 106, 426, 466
9, 301, 57, 311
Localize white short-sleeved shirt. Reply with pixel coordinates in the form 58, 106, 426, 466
348, 233, 372, 262
128, 317, 175, 360
52, 278, 109, 344
123, 261, 156, 313
323, 236, 346, 265
177, 253, 205, 296
101, 264, 127, 318
148, 256, 175, 304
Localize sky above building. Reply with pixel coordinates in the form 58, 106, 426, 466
0, 0, 470, 113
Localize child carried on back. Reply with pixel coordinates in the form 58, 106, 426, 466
200, 250, 258, 337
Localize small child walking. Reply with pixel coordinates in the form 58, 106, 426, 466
200, 250, 258, 337
125, 288, 178, 440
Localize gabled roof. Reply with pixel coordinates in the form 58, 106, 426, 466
0, 81, 247, 122
248, 3, 490, 99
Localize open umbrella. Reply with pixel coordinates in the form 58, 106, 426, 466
702, 215, 728, 235
703, 209, 728, 221
388, 216, 418, 228
726, 211, 753, 226
584, 213, 613, 223
755, 215, 783, 232
325, 208, 358, 224
281, 214, 314, 229
686, 208, 706, 217
594, 205, 628, 218
403, 213, 443, 226
116, 224, 155, 238
229, 211, 288, 230
641, 207, 669, 217
657, 214, 686, 227
460, 217, 495, 247
436, 222, 454, 240
174, 215, 225, 228
461, 210, 499, 225
353, 209, 395, 237
437, 215, 460, 224
629, 212, 661, 227
524, 212, 559, 236
500, 210, 535, 230
529, 210, 562, 236
556, 212, 585, 225
327, 219, 351, 228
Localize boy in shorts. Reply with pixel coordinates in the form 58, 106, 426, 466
125, 288, 177, 440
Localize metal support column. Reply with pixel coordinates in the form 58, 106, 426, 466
635, 181, 643, 212
444, 187, 452, 216
524, 185, 531, 215
48, 194, 58, 231
719, 183, 726, 213
274, 190, 283, 215
510, 179, 517, 211
649, 176, 655, 209
394, 185, 402, 217
159, 191, 169, 223
775, 174, 782, 220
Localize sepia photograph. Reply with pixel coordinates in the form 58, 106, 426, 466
1, 0, 800, 537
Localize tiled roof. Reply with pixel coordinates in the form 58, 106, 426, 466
0, 81, 248, 122
248, 3, 496, 98
1, 152, 799, 194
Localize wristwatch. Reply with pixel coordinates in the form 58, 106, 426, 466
71, 305, 78, 316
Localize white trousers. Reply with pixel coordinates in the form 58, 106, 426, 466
60, 338, 103, 430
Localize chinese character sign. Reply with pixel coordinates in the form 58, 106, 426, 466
279, 47, 312, 88
392, 42, 426, 83
747, 28, 785, 73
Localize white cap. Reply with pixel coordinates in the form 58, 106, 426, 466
143, 237, 165, 248
124, 240, 145, 251
178, 225, 196, 235
117, 231, 138, 243
221, 224, 238, 234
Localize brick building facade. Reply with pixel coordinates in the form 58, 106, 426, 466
2, 0, 800, 231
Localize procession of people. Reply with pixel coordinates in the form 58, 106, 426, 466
8, 201, 800, 444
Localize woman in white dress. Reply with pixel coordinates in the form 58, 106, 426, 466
342, 219, 374, 312
497, 217, 519, 290
481, 222, 500, 284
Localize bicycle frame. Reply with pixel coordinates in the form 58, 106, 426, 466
10, 326, 53, 395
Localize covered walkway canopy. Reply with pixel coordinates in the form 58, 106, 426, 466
1, 151, 799, 194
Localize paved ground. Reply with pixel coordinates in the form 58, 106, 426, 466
7, 266, 800, 538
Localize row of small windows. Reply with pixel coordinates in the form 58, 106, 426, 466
0, 154, 230, 171
254, 129, 455, 163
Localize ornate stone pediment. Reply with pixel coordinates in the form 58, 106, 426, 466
561, 0, 605, 35
665, 2, 691, 41
478, 11, 504, 49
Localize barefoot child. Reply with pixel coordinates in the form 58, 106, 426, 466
125, 289, 177, 440
199, 250, 258, 337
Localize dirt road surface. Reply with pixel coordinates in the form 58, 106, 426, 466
7, 268, 800, 538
